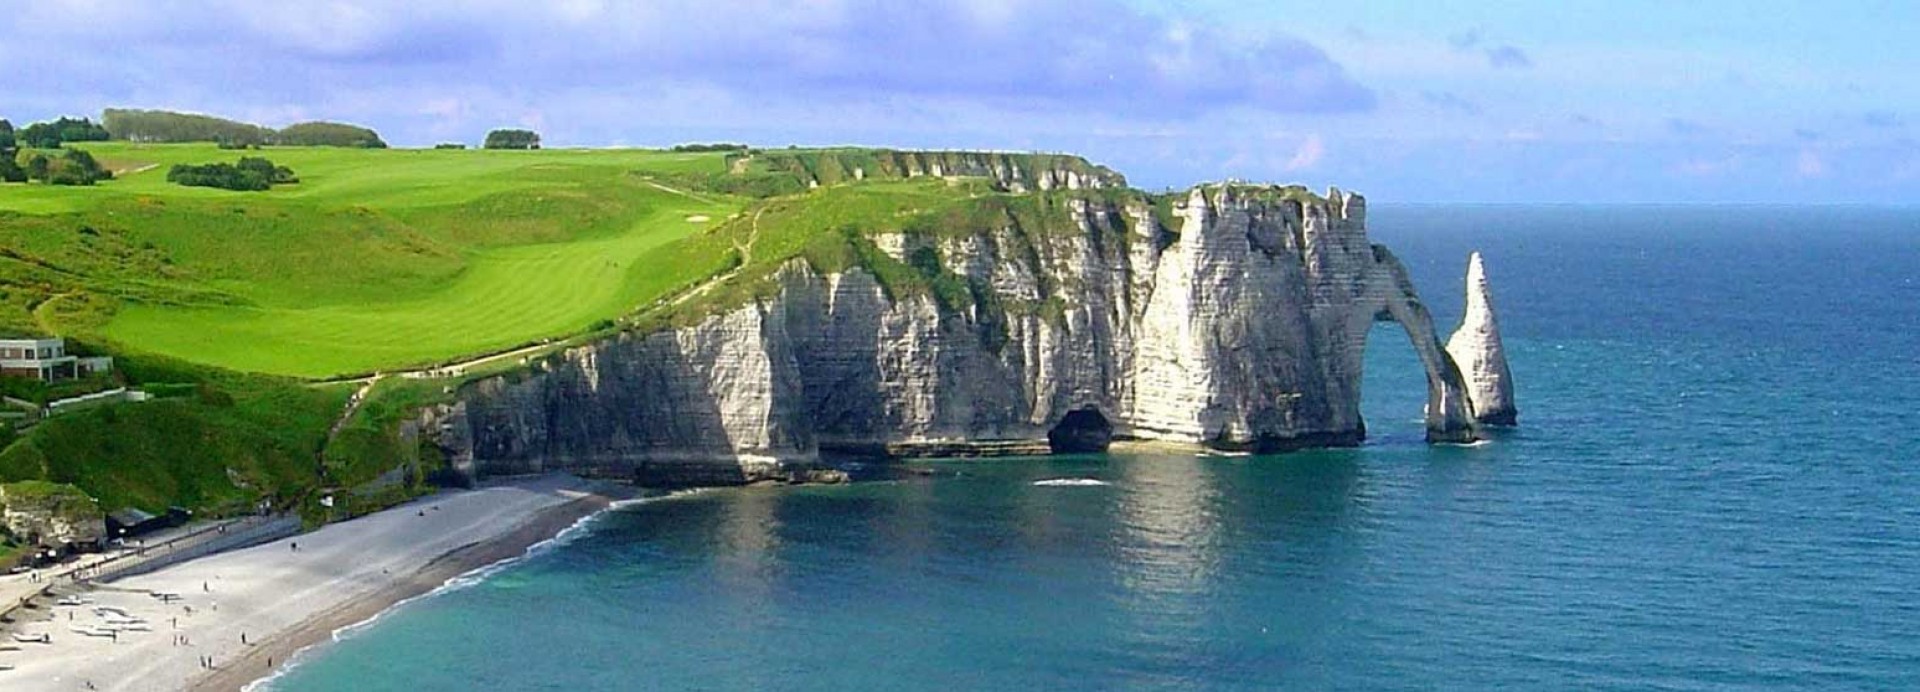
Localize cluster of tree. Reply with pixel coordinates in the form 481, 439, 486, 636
0, 120, 21, 182
104, 109, 274, 146
434, 143, 467, 150
23, 149, 113, 186
16, 117, 110, 149
483, 129, 540, 150
102, 109, 386, 148
670, 143, 750, 153
166, 156, 297, 191
274, 121, 387, 148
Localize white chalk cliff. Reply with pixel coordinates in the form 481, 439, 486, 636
1445, 252, 1518, 425
424, 173, 1496, 486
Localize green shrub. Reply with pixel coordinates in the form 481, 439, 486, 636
167, 156, 297, 191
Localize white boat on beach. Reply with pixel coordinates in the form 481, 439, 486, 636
56, 595, 91, 606
94, 606, 131, 618
9, 632, 49, 644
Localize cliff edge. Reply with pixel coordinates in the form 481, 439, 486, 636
423, 162, 1491, 486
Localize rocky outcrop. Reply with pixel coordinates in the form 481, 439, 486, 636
753, 150, 1125, 193
427, 184, 1484, 486
1445, 252, 1518, 425
0, 481, 105, 549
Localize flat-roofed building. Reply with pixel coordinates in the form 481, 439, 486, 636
0, 338, 110, 382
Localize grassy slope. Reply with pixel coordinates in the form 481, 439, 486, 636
2, 143, 745, 377
0, 143, 746, 514
0, 354, 350, 514
0, 144, 1165, 517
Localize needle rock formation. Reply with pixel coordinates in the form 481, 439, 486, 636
1445, 252, 1518, 425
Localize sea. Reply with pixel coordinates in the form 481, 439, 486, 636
264, 205, 1920, 690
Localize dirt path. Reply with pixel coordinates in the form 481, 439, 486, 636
643, 179, 722, 206
310, 338, 561, 388
323, 376, 381, 442
28, 291, 78, 335
307, 185, 766, 392
665, 203, 766, 308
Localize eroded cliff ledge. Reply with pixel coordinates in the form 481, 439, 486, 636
426, 167, 1488, 486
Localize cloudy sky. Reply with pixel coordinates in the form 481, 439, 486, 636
5, 0, 1918, 202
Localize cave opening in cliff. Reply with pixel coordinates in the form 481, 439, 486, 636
1048, 408, 1113, 454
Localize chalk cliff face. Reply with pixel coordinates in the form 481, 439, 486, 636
0, 482, 105, 549
427, 180, 1484, 486
1446, 252, 1518, 425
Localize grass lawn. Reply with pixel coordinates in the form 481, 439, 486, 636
1, 143, 748, 377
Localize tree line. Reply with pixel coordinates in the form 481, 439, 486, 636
2, 119, 113, 185
670, 143, 750, 152
103, 109, 386, 148
18, 117, 111, 149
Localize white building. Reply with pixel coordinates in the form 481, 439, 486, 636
0, 338, 111, 382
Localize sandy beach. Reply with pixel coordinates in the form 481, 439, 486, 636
0, 474, 624, 692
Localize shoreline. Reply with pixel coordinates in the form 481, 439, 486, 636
199, 493, 613, 692
0, 475, 629, 692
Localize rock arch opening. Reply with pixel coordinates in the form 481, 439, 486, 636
1048, 408, 1114, 454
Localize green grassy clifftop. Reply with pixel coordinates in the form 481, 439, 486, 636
0, 132, 1327, 524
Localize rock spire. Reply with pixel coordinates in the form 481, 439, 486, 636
1445, 252, 1517, 426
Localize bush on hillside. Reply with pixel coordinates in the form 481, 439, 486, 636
167, 156, 297, 191
26, 150, 112, 186
17, 117, 110, 149
434, 143, 466, 150
274, 121, 387, 148
0, 120, 21, 183
483, 128, 540, 150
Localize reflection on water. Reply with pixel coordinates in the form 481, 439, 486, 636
713, 484, 781, 598
1113, 454, 1222, 608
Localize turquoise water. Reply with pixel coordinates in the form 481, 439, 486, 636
271, 206, 1920, 690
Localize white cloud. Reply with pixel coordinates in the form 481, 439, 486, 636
1796, 148, 1828, 177
1285, 135, 1325, 171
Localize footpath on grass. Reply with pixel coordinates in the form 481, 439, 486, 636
307, 184, 773, 444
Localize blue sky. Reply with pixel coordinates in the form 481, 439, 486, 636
4, 0, 1917, 202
